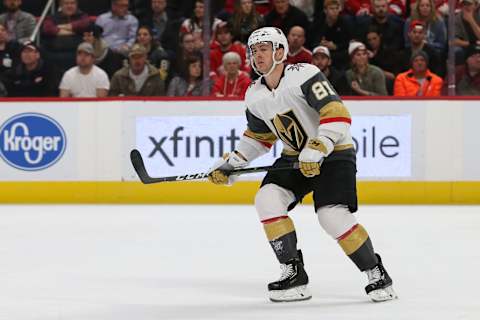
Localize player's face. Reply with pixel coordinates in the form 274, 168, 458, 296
412, 56, 427, 73
312, 53, 330, 71
251, 42, 274, 73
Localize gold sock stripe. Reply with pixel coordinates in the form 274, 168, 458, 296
264, 217, 295, 241
338, 224, 369, 255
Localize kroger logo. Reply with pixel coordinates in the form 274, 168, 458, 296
0, 113, 66, 171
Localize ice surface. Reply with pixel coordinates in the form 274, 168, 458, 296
0, 204, 479, 320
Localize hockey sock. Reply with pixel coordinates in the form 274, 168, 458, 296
262, 216, 298, 263
337, 224, 378, 271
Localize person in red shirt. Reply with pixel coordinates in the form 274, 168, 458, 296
209, 21, 249, 78
212, 51, 251, 98
286, 25, 312, 64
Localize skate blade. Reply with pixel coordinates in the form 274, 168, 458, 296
269, 285, 312, 302
368, 285, 398, 302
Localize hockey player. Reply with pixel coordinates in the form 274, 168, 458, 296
207, 27, 397, 303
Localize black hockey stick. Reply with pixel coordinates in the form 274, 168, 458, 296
130, 149, 299, 184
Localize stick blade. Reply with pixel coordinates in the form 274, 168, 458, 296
130, 149, 154, 184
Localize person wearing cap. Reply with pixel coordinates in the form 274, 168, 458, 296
393, 50, 443, 96
210, 21, 249, 78
405, 0, 447, 55
59, 42, 110, 97
109, 44, 166, 96
286, 26, 312, 64
0, 0, 36, 43
346, 41, 388, 96
309, 0, 353, 70
212, 51, 251, 98
311, 45, 349, 95
453, 0, 480, 63
4, 41, 54, 97
397, 20, 443, 76
451, 44, 480, 95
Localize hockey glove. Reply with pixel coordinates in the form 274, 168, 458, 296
298, 138, 327, 177
208, 151, 248, 185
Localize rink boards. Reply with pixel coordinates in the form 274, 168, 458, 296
0, 98, 479, 204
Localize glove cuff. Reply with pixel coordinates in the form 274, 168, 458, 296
307, 136, 334, 157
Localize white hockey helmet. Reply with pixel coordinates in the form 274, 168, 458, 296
247, 27, 289, 76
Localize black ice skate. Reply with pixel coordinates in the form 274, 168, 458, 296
365, 254, 398, 302
268, 250, 312, 302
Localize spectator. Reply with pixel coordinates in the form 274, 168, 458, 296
394, 50, 442, 96
453, 0, 480, 63
365, 27, 398, 94
311, 45, 350, 95
309, 0, 352, 70
4, 41, 54, 97
167, 55, 210, 96
210, 21, 249, 77
357, 0, 405, 51
290, 0, 315, 21
452, 44, 480, 95
110, 44, 165, 96
180, 0, 222, 50
0, 0, 36, 43
345, 41, 388, 96
0, 23, 20, 78
344, 0, 372, 16
82, 23, 123, 79
41, 0, 90, 74
286, 25, 311, 64
398, 20, 443, 76
59, 42, 110, 97
264, 0, 310, 37
139, 0, 181, 51
170, 32, 202, 80
405, 0, 447, 55
229, 0, 264, 44
212, 52, 251, 97
96, 0, 139, 56
135, 25, 170, 81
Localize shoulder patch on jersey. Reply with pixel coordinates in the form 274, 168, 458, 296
286, 63, 306, 72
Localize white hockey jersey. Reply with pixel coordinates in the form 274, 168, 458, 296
242, 63, 355, 163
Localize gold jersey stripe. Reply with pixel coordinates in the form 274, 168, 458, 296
264, 216, 295, 241
338, 224, 369, 255
244, 129, 278, 144
320, 101, 351, 120
334, 144, 354, 151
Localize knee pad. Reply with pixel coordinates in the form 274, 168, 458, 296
255, 184, 296, 222
317, 205, 358, 239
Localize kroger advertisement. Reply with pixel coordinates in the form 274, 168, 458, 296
0, 110, 75, 181
136, 115, 412, 179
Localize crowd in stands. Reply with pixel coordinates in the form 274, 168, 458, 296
0, 0, 479, 98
